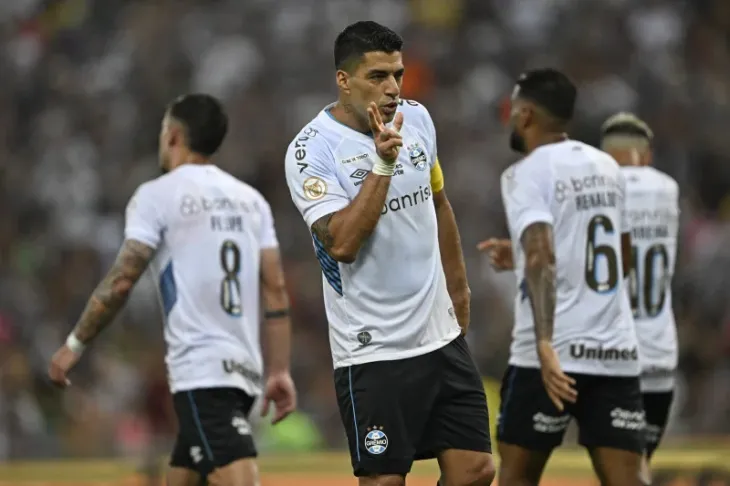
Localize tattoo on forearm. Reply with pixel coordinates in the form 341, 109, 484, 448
521, 223, 557, 343
311, 214, 335, 251
72, 240, 154, 343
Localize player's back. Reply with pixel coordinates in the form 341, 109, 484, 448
504, 140, 639, 376
131, 165, 276, 395
622, 166, 679, 375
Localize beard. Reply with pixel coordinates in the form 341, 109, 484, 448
509, 130, 527, 154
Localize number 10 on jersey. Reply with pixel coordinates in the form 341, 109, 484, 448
628, 244, 669, 319
220, 240, 243, 316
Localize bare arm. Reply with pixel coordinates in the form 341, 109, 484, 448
433, 189, 470, 333
260, 248, 291, 375
311, 173, 392, 263
521, 222, 557, 344
72, 240, 154, 343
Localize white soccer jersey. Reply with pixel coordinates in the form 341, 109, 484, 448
124, 164, 278, 395
285, 100, 460, 369
622, 166, 679, 392
502, 140, 640, 376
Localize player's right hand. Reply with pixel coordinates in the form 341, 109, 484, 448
367, 101, 404, 164
261, 372, 297, 425
537, 341, 577, 412
477, 238, 514, 271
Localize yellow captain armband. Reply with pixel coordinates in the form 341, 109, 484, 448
430, 159, 445, 193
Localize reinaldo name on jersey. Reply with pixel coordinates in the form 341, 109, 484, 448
284, 100, 460, 369
501, 140, 640, 377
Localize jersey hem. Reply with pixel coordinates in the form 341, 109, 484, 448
169, 380, 262, 396
332, 328, 461, 368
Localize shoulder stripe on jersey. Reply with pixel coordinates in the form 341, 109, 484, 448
159, 261, 177, 317
311, 234, 343, 295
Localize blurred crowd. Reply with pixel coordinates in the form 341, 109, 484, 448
1, 0, 730, 460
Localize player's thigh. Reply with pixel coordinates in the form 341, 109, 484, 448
588, 447, 643, 486
574, 375, 645, 454
641, 390, 674, 460
334, 353, 440, 478
497, 366, 571, 453
172, 388, 258, 476
207, 458, 259, 486
415, 337, 494, 485
418, 336, 492, 458
166, 465, 202, 486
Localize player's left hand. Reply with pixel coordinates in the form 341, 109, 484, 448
48, 345, 81, 388
261, 372, 297, 425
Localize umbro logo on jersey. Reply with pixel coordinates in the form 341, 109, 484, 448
350, 169, 370, 186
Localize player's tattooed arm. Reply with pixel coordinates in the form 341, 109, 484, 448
310, 174, 391, 263
433, 189, 470, 333
521, 222, 557, 343
71, 240, 154, 343
311, 213, 335, 252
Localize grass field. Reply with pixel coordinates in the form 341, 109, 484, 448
1, 446, 728, 485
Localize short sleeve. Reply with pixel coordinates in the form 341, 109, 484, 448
502, 157, 554, 240
285, 133, 350, 228
258, 198, 279, 249
617, 171, 631, 234
124, 182, 164, 249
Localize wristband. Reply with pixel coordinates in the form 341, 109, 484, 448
65, 333, 86, 354
372, 156, 395, 176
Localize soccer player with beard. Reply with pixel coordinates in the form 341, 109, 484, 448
601, 112, 679, 484
49, 94, 296, 486
479, 69, 645, 486
285, 21, 494, 486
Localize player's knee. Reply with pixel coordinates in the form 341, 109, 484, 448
359, 475, 406, 486
466, 453, 496, 485
207, 458, 259, 486
498, 464, 538, 486
447, 454, 495, 486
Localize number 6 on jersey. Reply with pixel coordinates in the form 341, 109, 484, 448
220, 240, 242, 316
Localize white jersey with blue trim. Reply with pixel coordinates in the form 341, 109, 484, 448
124, 164, 278, 395
285, 101, 460, 369
501, 140, 640, 376
622, 166, 680, 392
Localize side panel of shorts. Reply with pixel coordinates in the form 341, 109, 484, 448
573, 375, 645, 454
641, 390, 674, 459
496, 366, 571, 451
334, 352, 441, 477
416, 335, 492, 459
169, 387, 257, 474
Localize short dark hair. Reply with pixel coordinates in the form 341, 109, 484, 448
167, 94, 228, 156
334, 21, 403, 71
513, 68, 577, 122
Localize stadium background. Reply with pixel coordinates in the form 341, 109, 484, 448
1, 0, 730, 484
